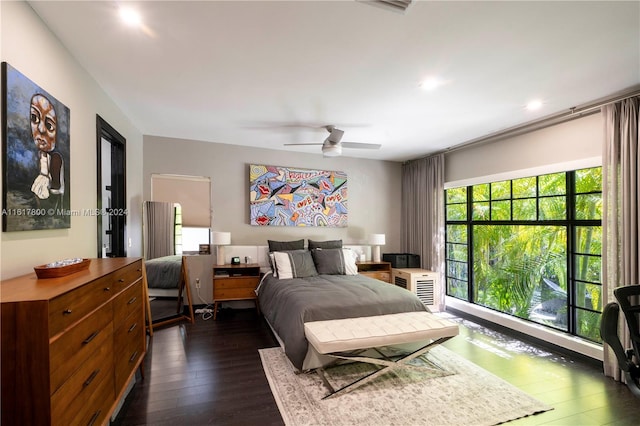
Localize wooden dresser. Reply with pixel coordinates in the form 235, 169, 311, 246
1, 257, 146, 426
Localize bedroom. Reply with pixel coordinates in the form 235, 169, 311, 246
1, 0, 639, 424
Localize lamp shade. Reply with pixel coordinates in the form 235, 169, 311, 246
369, 234, 386, 246
211, 231, 231, 245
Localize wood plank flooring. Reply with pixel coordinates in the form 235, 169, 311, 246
113, 307, 640, 425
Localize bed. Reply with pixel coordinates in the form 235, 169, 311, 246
256, 245, 431, 371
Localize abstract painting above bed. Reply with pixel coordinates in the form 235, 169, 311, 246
249, 164, 347, 227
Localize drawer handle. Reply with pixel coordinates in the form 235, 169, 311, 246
83, 369, 100, 388
119, 278, 125, 282
63, 309, 73, 315
104, 287, 111, 292
127, 296, 137, 305
128, 322, 137, 333
129, 351, 138, 363
87, 410, 101, 426
83, 330, 100, 345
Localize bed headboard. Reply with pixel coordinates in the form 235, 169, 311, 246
224, 245, 372, 272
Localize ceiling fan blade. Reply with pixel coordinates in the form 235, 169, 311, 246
283, 143, 324, 146
341, 142, 382, 150
242, 121, 371, 130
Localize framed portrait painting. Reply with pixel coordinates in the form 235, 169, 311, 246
2, 62, 71, 231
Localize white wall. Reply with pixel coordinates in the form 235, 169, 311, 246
0, 1, 144, 278
143, 135, 402, 248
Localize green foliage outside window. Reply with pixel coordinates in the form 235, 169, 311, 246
445, 167, 602, 343
473, 225, 567, 328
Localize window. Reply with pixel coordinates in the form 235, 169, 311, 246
445, 167, 602, 342
180, 227, 210, 253
170, 205, 210, 254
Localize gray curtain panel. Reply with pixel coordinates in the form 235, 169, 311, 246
602, 96, 640, 379
400, 153, 445, 310
143, 201, 176, 260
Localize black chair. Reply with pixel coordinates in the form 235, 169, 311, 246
600, 285, 640, 398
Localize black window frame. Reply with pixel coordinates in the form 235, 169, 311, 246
445, 167, 602, 342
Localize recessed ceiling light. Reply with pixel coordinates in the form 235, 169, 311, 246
119, 6, 142, 27
419, 77, 443, 91
526, 99, 544, 111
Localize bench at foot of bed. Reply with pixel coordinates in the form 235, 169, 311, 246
303, 311, 459, 399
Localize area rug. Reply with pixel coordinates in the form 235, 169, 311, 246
259, 346, 552, 426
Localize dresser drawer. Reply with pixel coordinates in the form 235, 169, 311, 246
113, 279, 143, 321
114, 304, 144, 351
49, 278, 114, 337
50, 335, 113, 423
360, 271, 391, 283
109, 259, 143, 294
60, 373, 114, 426
49, 301, 113, 395
114, 310, 145, 391
215, 287, 257, 300
114, 339, 144, 392
214, 277, 258, 289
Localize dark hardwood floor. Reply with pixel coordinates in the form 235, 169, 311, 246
114, 307, 282, 426
113, 307, 640, 425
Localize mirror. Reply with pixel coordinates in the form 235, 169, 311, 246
142, 201, 194, 329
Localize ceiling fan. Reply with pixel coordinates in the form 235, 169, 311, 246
283, 125, 382, 157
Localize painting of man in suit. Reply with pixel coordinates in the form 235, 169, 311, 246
2, 62, 70, 231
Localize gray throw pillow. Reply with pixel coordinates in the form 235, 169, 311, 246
311, 248, 358, 275
268, 239, 305, 252
308, 239, 343, 250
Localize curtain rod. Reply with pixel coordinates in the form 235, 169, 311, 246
406, 84, 640, 164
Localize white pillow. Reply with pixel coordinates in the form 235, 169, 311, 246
343, 249, 358, 275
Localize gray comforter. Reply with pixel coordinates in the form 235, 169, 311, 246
145, 255, 182, 289
257, 273, 428, 370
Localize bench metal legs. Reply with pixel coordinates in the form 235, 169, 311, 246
315, 335, 455, 399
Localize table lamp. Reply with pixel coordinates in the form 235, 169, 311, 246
369, 233, 386, 262
212, 231, 231, 266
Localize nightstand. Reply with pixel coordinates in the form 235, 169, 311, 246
356, 261, 392, 283
212, 263, 261, 320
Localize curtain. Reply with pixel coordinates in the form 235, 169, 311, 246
143, 201, 176, 260
401, 153, 445, 309
602, 96, 640, 379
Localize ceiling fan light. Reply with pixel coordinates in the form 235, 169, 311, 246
322, 144, 342, 157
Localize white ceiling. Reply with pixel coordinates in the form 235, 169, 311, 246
28, 1, 640, 162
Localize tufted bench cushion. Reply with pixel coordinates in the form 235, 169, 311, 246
303, 311, 460, 399
304, 311, 459, 354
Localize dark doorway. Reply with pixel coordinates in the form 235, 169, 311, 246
96, 115, 126, 257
